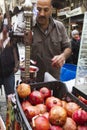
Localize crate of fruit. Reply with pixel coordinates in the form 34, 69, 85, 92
15, 81, 87, 130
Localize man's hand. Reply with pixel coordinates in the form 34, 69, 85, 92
51, 53, 65, 68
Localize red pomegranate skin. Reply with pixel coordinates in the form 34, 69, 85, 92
72, 109, 87, 125
49, 106, 67, 126
24, 106, 39, 121
29, 90, 44, 105
39, 87, 51, 99
63, 117, 77, 130
36, 104, 47, 114
42, 112, 49, 120
45, 96, 62, 111
78, 126, 87, 130
65, 102, 80, 117
33, 116, 50, 130
79, 96, 87, 105
21, 100, 31, 111
50, 125, 63, 130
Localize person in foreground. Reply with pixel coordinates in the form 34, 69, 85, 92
0, 26, 19, 98
31, 0, 72, 82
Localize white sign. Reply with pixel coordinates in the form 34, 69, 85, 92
57, 7, 70, 16
66, 7, 85, 18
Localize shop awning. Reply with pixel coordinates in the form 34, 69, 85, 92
70, 14, 84, 23
61, 14, 84, 23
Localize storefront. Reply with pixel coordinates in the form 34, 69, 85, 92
63, 14, 84, 37
57, 6, 86, 37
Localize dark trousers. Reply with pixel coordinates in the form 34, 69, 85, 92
0, 73, 15, 97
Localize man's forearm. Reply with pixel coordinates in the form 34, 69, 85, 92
63, 48, 72, 60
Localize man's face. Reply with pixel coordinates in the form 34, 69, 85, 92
36, 0, 52, 26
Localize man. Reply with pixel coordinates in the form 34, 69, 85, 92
30, 0, 72, 82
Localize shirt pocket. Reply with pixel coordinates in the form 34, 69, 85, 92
32, 37, 44, 57
51, 34, 62, 54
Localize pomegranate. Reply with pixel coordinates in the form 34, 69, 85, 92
49, 106, 67, 126
36, 104, 47, 114
61, 100, 67, 109
63, 117, 77, 130
21, 100, 31, 111
78, 126, 87, 130
78, 96, 87, 105
29, 90, 44, 105
65, 102, 80, 117
45, 96, 62, 111
17, 83, 31, 98
42, 112, 49, 120
72, 109, 87, 125
50, 125, 63, 130
32, 115, 50, 130
24, 106, 39, 121
39, 87, 51, 99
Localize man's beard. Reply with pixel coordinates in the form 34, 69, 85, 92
38, 16, 46, 21
37, 16, 48, 25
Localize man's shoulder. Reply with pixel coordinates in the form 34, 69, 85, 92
53, 19, 65, 33
53, 19, 64, 27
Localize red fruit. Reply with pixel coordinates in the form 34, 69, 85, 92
39, 87, 51, 99
63, 117, 77, 130
24, 106, 39, 121
21, 100, 31, 111
45, 96, 62, 111
32, 115, 50, 130
49, 106, 67, 126
17, 83, 31, 98
65, 102, 80, 117
61, 100, 67, 109
78, 126, 87, 130
42, 112, 49, 120
50, 125, 63, 130
36, 104, 47, 114
29, 90, 44, 105
72, 109, 87, 125
78, 96, 87, 105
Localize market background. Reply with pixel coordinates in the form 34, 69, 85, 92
0, 0, 87, 37
0, 0, 87, 126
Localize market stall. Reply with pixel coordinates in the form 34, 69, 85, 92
4, 0, 87, 129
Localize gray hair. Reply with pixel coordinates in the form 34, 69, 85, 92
71, 29, 79, 37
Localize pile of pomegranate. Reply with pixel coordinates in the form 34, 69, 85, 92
17, 83, 87, 130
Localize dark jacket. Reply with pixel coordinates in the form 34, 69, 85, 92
0, 44, 19, 78
71, 38, 80, 65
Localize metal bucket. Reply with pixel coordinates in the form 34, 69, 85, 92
20, 65, 39, 82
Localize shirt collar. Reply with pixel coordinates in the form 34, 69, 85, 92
33, 17, 55, 34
